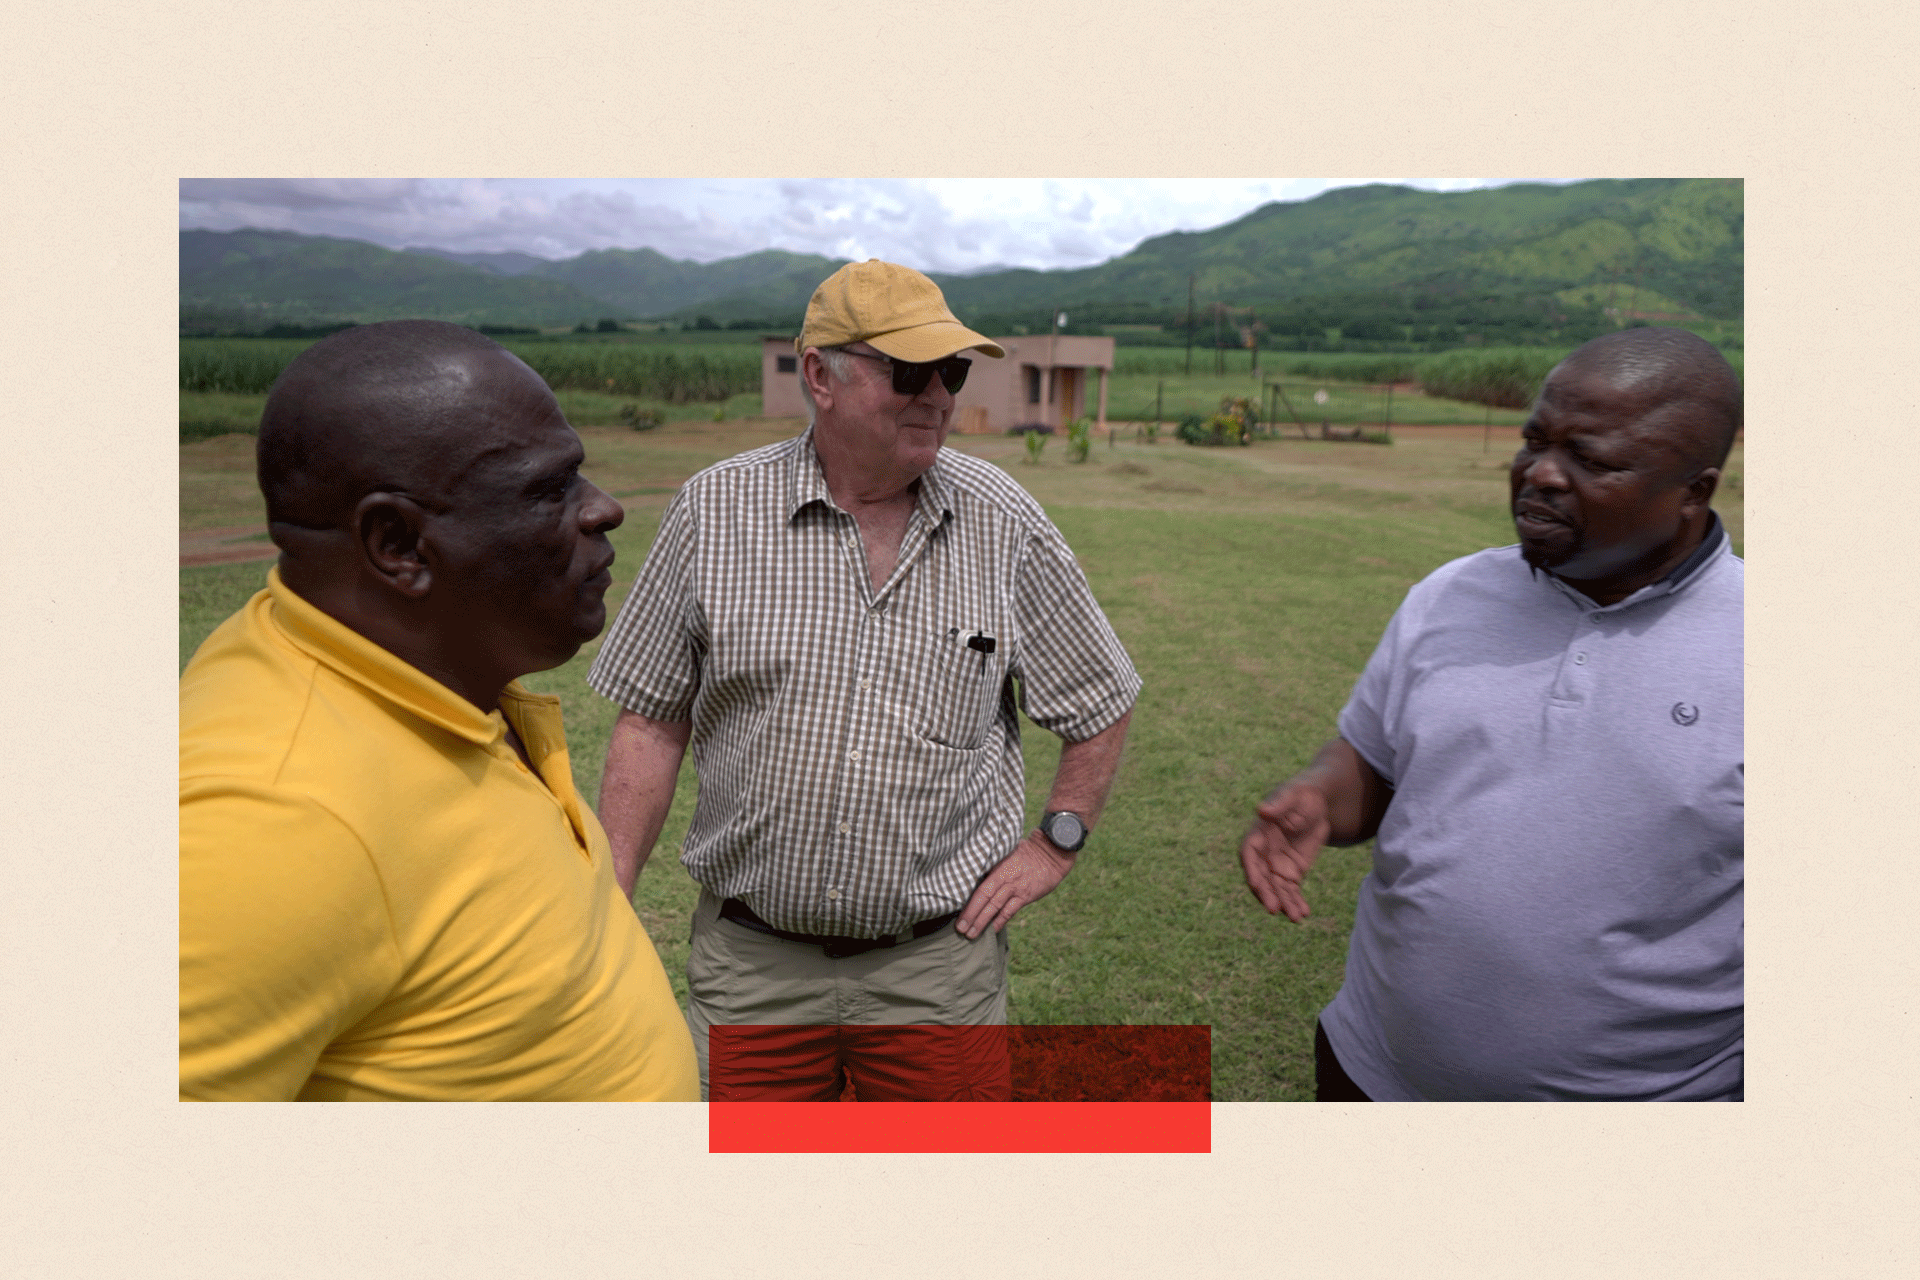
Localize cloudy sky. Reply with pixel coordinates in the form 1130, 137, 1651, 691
178, 179, 1579, 274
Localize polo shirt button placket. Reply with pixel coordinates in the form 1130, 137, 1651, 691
1576, 607, 1608, 674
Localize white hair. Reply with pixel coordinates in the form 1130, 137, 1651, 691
798, 344, 858, 414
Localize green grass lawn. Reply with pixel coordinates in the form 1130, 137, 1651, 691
179, 419, 1744, 1100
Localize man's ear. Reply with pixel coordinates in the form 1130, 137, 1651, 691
354, 492, 433, 598
800, 348, 837, 412
1682, 467, 1721, 517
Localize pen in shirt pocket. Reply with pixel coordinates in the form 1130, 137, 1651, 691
944, 626, 997, 655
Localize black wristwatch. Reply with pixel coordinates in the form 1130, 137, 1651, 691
1039, 810, 1090, 853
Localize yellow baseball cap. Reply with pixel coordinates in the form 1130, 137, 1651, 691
796, 259, 1005, 361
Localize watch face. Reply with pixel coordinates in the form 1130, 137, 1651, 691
1046, 813, 1087, 850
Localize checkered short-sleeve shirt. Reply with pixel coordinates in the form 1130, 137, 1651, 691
587, 429, 1141, 937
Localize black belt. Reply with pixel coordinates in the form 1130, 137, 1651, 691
719, 897, 961, 959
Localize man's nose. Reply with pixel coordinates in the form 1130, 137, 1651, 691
913, 369, 955, 408
1515, 447, 1568, 491
581, 480, 625, 533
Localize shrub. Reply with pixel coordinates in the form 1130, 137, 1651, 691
1064, 416, 1092, 463
1023, 430, 1047, 464
1177, 409, 1251, 447
1219, 395, 1258, 441
617, 404, 664, 431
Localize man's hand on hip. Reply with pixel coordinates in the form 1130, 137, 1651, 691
957, 833, 1076, 939
1240, 782, 1332, 923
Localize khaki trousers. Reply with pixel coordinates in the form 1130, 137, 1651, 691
686, 888, 1010, 1100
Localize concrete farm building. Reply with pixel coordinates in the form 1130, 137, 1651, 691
761, 334, 1116, 434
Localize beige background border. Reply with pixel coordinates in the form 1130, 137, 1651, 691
4, 1, 1914, 1274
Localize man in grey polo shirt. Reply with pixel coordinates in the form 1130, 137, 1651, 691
1241, 326, 1743, 1101
589, 260, 1139, 1100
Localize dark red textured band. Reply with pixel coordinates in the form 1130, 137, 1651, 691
707, 1025, 1212, 1152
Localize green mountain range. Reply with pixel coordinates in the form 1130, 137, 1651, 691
180, 179, 1740, 344
179, 229, 625, 331
938, 179, 1741, 327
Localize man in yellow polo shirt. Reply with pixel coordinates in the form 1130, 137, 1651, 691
180, 320, 699, 1101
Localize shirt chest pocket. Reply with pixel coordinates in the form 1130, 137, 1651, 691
914, 625, 1009, 751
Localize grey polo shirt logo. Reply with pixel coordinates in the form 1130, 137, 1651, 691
1671, 702, 1701, 726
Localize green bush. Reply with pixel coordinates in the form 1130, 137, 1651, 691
1178, 408, 1252, 448
617, 403, 664, 431
1065, 416, 1092, 463
1023, 430, 1047, 464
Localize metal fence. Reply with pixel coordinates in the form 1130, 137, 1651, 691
1260, 380, 1396, 441
1118, 378, 1399, 445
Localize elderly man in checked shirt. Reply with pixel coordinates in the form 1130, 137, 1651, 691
587, 260, 1139, 1100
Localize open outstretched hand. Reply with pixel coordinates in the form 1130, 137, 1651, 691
1240, 782, 1332, 923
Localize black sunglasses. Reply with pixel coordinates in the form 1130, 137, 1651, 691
842, 348, 971, 396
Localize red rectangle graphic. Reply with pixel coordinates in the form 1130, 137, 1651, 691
707, 1101, 1211, 1153
707, 1026, 1212, 1152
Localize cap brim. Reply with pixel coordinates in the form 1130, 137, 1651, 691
868, 322, 1005, 362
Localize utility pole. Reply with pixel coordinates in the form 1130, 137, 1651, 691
1049, 307, 1062, 428
1184, 273, 1195, 376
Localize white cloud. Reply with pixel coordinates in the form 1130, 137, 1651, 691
178, 178, 1579, 272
